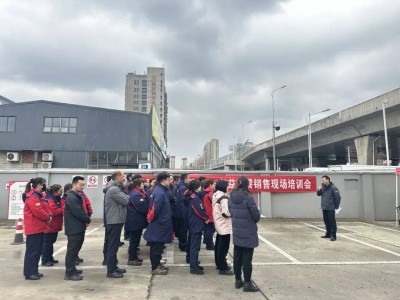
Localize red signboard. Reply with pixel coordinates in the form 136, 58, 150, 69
396, 167, 400, 175
188, 174, 317, 193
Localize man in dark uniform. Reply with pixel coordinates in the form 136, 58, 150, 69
144, 171, 172, 275
64, 176, 91, 281
175, 174, 190, 252
317, 175, 341, 241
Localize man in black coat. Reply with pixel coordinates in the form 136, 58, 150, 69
317, 175, 341, 241
64, 176, 91, 281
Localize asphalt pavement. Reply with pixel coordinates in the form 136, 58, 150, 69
0, 219, 399, 300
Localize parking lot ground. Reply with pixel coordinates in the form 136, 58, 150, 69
0, 219, 399, 300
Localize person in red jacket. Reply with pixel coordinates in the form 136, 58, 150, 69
42, 184, 64, 266
23, 177, 52, 280
203, 179, 216, 250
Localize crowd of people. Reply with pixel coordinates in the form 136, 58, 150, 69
22, 171, 261, 292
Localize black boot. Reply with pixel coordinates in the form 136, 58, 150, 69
243, 280, 260, 292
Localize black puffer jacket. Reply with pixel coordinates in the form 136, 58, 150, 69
64, 190, 91, 236
228, 189, 260, 248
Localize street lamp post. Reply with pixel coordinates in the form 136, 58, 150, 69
241, 120, 252, 171
233, 136, 237, 171
272, 85, 286, 174
242, 120, 252, 144
382, 101, 390, 166
307, 108, 331, 168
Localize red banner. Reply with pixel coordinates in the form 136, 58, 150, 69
187, 174, 317, 193
396, 167, 400, 175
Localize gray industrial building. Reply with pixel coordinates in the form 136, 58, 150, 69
0, 100, 166, 169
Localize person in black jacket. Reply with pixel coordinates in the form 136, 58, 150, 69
229, 176, 260, 292
317, 175, 341, 241
187, 180, 208, 275
126, 178, 149, 266
64, 176, 91, 281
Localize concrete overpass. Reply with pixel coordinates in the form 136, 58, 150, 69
213, 88, 400, 170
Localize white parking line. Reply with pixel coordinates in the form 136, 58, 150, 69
258, 234, 300, 263
39, 260, 400, 270
302, 222, 400, 258
252, 261, 400, 266
53, 227, 99, 257
357, 221, 400, 233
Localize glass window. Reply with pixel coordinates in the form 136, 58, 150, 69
128, 152, 138, 164
140, 152, 149, 160
43, 117, 52, 132
88, 152, 98, 165
61, 118, 69, 133
141, 107, 147, 112
44, 117, 52, 126
98, 152, 107, 167
117, 152, 128, 163
43, 117, 77, 133
52, 118, 60, 132
69, 118, 77, 127
108, 152, 118, 164
0, 117, 7, 131
7, 117, 15, 132
69, 118, 77, 133
141, 101, 147, 105
0, 116, 16, 132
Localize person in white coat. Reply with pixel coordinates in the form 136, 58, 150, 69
212, 180, 234, 275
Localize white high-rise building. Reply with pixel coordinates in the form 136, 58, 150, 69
181, 157, 188, 170
125, 67, 168, 144
202, 139, 219, 169
168, 155, 176, 169
125, 73, 147, 113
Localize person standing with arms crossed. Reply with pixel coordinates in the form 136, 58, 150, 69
317, 175, 341, 241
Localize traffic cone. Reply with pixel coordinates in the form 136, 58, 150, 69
11, 218, 25, 245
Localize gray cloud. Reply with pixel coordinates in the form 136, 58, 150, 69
1, 0, 399, 166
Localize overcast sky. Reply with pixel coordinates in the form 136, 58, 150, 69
1, 0, 399, 167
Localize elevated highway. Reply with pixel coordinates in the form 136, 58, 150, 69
213, 88, 400, 170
